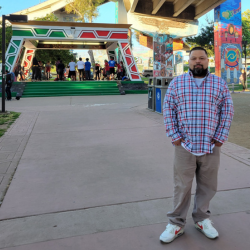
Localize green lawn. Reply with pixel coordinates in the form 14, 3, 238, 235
0, 112, 21, 137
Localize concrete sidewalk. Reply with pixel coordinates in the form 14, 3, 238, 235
0, 95, 249, 250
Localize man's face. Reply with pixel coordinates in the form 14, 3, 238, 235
188, 50, 209, 76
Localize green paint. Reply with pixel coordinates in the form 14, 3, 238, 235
13, 40, 21, 47
49, 31, 66, 37
7, 56, 15, 65
109, 51, 115, 55
13, 30, 33, 37
8, 46, 16, 54
34, 29, 49, 35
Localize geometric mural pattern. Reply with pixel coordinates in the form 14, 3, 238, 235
21, 48, 36, 77
118, 42, 141, 80
79, 30, 128, 40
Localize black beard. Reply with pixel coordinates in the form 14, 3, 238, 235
189, 66, 208, 77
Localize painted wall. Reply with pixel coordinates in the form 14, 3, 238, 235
214, 0, 243, 84
153, 35, 174, 78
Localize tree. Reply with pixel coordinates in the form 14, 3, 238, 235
0, 23, 13, 62
34, 13, 59, 22
35, 50, 74, 66
65, 0, 105, 23
185, 18, 214, 58
242, 10, 250, 58
65, 0, 105, 66
34, 14, 74, 65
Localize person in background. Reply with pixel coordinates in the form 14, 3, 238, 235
5, 70, 14, 100
68, 59, 76, 81
37, 61, 43, 81
85, 58, 91, 80
77, 57, 85, 81
103, 59, 110, 80
55, 58, 61, 79
116, 61, 124, 80
31, 57, 39, 81
95, 62, 100, 80
45, 61, 51, 80
108, 57, 116, 80
57, 60, 65, 81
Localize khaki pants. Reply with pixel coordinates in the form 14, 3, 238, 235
167, 145, 220, 227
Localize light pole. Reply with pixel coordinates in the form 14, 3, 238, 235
242, 40, 248, 90
1, 14, 27, 113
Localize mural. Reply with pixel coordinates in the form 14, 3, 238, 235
153, 35, 173, 77
214, 0, 242, 84
174, 51, 184, 76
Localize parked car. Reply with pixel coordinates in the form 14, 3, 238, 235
142, 69, 153, 77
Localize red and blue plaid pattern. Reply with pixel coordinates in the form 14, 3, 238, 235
163, 71, 234, 154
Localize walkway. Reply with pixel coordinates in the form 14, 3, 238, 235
0, 95, 249, 250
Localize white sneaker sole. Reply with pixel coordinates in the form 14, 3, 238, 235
160, 230, 184, 243
195, 224, 218, 239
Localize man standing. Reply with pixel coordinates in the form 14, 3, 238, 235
68, 59, 76, 81
84, 58, 91, 80
160, 47, 234, 243
108, 57, 116, 80
57, 60, 65, 81
77, 57, 85, 81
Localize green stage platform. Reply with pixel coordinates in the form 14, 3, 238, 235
21, 81, 121, 97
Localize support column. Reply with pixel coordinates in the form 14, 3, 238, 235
174, 51, 184, 76
118, 42, 141, 81
5, 38, 24, 73
21, 48, 35, 78
214, 0, 242, 84
153, 34, 174, 78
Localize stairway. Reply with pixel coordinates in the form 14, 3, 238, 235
21, 81, 121, 97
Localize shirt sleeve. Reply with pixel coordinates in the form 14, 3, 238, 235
163, 81, 182, 142
213, 81, 234, 143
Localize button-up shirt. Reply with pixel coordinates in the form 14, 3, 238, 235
163, 71, 234, 154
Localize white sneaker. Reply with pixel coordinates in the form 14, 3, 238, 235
159, 224, 184, 243
195, 218, 219, 239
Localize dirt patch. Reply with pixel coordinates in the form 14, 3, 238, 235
228, 93, 250, 149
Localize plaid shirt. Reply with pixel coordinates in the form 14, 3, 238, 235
163, 71, 234, 154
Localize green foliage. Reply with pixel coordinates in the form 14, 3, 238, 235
185, 19, 214, 57
35, 50, 74, 66
242, 10, 250, 57
34, 13, 59, 22
65, 0, 105, 22
34, 13, 73, 65
0, 23, 13, 61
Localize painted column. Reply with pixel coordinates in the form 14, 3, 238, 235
153, 34, 174, 78
21, 48, 36, 78
5, 38, 24, 73
118, 42, 141, 81
214, 0, 242, 84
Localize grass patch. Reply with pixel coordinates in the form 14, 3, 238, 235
141, 77, 149, 84
0, 112, 21, 137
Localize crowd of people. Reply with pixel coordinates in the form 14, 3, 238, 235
30, 56, 126, 82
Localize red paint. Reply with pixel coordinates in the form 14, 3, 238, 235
27, 50, 33, 54
126, 57, 132, 66
131, 65, 137, 72
121, 43, 128, 49
110, 33, 127, 39
24, 61, 28, 67
96, 31, 109, 37
80, 32, 96, 38
131, 74, 140, 79
27, 56, 32, 61
125, 47, 132, 55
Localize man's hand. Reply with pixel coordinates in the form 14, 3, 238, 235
211, 139, 223, 147
173, 138, 185, 146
